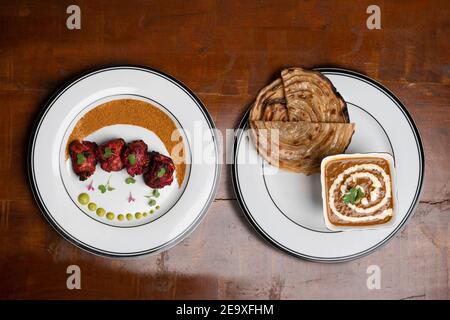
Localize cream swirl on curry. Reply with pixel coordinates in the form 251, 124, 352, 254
322, 154, 396, 228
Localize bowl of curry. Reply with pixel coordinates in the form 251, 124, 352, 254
321, 153, 398, 231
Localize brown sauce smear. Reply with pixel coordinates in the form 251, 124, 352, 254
66, 99, 186, 187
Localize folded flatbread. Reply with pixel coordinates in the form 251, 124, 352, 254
250, 121, 355, 174
248, 68, 355, 174
281, 68, 349, 123
249, 78, 288, 121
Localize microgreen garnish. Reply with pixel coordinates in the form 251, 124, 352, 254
76, 153, 86, 165
144, 189, 160, 206
157, 167, 166, 178
98, 176, 114, 194
128, 192, 136, 203
125, 176, 136, 184
87, 180, 94, 191
103, 147, 113, 159
98, 185, 106, 193
128, 153, 136, 165
343, 187, 365, 205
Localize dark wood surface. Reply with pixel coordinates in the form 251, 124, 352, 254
0, 0, 448, 299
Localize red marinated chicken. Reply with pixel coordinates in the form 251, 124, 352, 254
144, 151, 176, 189
69, 140, 98, 181
96, 138, 125, 172
121, 140, 149, 176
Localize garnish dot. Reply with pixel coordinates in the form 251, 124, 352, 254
96, 208, 106, 217
77, 193, 90, 205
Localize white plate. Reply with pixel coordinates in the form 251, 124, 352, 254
29, 66, 220, 257
232, 68, 424, 262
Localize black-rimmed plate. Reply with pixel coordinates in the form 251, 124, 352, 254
232, 68, 424, 262
29, 66, 220, 257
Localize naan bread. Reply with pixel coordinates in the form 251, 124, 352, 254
281, 68, 349, 123
250, 121, 355, 174
249, 78, 288, 121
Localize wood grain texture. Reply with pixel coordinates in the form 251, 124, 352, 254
0, 0, 448, 299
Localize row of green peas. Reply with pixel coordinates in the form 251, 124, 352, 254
78, 193, 160, 222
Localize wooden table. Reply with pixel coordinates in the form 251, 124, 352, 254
0, 0, 448, 299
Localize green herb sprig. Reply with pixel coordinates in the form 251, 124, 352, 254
157, 167, 166, 178
76, 153, 86, 165
144, 189, 161, 206
128, 153, 137, 165
125, 176, 136, 184
343, 187, 365, 205
103, 147, 113, 159
98, 176, 115, 194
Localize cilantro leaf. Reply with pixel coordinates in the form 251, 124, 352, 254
76, 153, 86, 165
98, 185, 107, 194
152, 189, 160, 198
128, 153, 136, 166
343, 187, 365, 205
157, 167, 166, 178
125, 177, 136, 184
103, 147, 113, 159
355, 188, 365, 203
